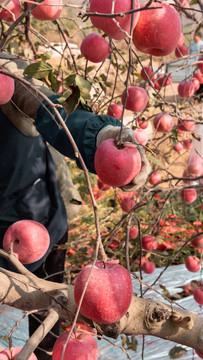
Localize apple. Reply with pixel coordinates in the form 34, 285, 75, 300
31, 0, 63, 21
0, 72, 15, 104
183, 138, 192, 151
133, 129, 148, 146
193, 286, 203, 305
142, 260, 156, 274
97, 178, 110, 191
175, 44, 189, 58
178, 80, 195, 98
3, 220, 50, 264
0, 0, 21, 22
153, 113, 174, 133
177, 116, 195, 132
149, 172, 162, 185
52, 326, 98, 360
129, 226, 138, 239
186, 154, 203, 177
120, 197, 136, 213
89, 0, 140, 40
74, 260, 133, 324
177, 32, 185, 47
197, 57, 203, 73
0, 347, 37, 359
193, 71, 203, 84
121, 86, 148, 113
138, 117, 149, 129
195, 350, 203, 359
173, 142, 184, 153
107, 103, 123, 119
192, 234, 203, 250
157, 74, 172, 87
185, 255, 201, 272
180, 188, 197, 204
140, 66, 156, 82
132, 2, 181, 57
191, 77, 200, 91
80, 33, 111, 63
94, 139, 141, 187
142, 235, 158, 251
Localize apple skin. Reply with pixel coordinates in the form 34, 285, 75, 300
178, 80, 195, 98
138, 117, 149, 129
177, 116, 195, 132
129, 226, 138, 239
90, 0, 140, 40
0, 347, 37, 360
175, 45, 189, 58
173, 142, 184, 153
94, 139, 141, 187
74, 260, 133, 324
157, 74, 172, 87
0, 0, 21, 22
0, 73, 15, 105
142, 261, 156, 274
80, 33, 111, 63
3, 220, 50, 264
186, 154, 203, 177
193, 286, 203, 306
149, 172, 162, 185
197, 57, 203, 73
191, 234, 203, 250
31, 0, 63, 21
140, 66, 156, 82
153, 113, 174, 133
142, 235, 158, 251
177, 32, 185, 47
97, 178, 110, 191
183, 138, 192, 151
107, 104, 123, 119
191, 77, 200, 91
193, 71, 203, 84
132, 2, 181, 57
120, 197, 136, 213
180, 188, 197, 204
52, 327, 98, 360
133, 129, 148, 146
121, 86, 148, 112
185, 255, 200, 272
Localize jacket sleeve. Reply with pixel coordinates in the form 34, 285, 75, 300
35, 95, 121, 174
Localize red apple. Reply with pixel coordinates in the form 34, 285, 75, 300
173, 142, 184, 153
175, 44, 189, 58
90, 0, 140, 40
193, 71, 203, 84
177, 116, 195, 132
129, 226, 138, 239
142, 260, 156, 274
149, 172, 162, 185
142, 235, 158, 251
185, 255, 201, 272
74, 260, 133, 324
138, 117, 149, 129
157, 74, 172, 87
94, 139, 141, 187
193, 286, 203, 305
133, 129, 148, 146
97, 178, 110, 191
31, 0, 62, 21
0, 347, 37, 359
177, 32, 185, 47
183, 138, 192, 151
197, 57, 203, 73
52, 326, 98, 360
195, 350, 203, 359
140, 66, 156, 82
153, 113, 174, 133
191, 234, 203, 250
191, 77, 200, 91
80, 33, 111, 63
0, 0, 21, 22
107, 103, 123, 119
120, 197, 136, 213
0, 72, 15, 104
121, 86, 148, 112
180, 188, 197, 204
186, 154, 203, 177
3, 220, 50, 264
178, 80, 195, 98
132, 2, 181, 57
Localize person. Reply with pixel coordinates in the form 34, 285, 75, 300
0, 53, 151, 359
189, 32, 203, 56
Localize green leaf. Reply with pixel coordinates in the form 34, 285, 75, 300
63, 85, 80, 116
148, 153, 163, 166
48, 72, 59, 93
24, 61, 52, 79
65, 74, 76, 87
75, 75, 91, 99
134, 72, 142, 79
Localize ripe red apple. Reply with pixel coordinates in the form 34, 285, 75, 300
153, 113, 174, 133
133, 129, 148, 146
186, 154, 203, 177
90, 0, 140, 40
138, 117, 149, 129
121, 86, 148, 113
31, 0, 62, 21
0, 0, 21, 22
80, 33, 111, 63
107, 103, 123, 119
193, 286, 203, 305
129, 226, 138, 239
74, 260, 133, 324
120, 197, 136, 213
142, 260, 156, 274
180, 188, 197, 204
175, 45, 189, 58
132, 2, 181, 57
149, 172, 162, 185
0, 72, 15, 104
140, 66, 156, 82
94, 139, 141, 187
191, 77, 200, 91
191, 234, 203, 250
195, 350, 203, 359
3, 220, 50, 264
197, 57, 203, 73
52, 326, 98, 360
97, 178, 110, 191
178, 80, 195, 98
173, 142, 184, 153
193, 71, 203, 84
142, 235, 158, 251
177, 32, 185, 47
185, 255, 201, 272
0, 347, 37, 359
183, 138, 192, 151
157, 74, 172, 87
177, 116, 195, 132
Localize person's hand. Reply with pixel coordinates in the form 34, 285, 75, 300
96, 125, 151, 191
